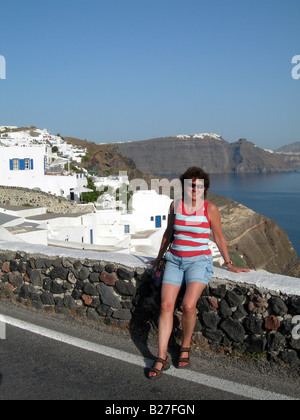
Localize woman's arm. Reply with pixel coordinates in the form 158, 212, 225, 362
147, 201, 175, 266
208, 202, 250, 273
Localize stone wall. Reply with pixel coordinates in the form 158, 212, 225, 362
0, 185, 92, 213
0, 249, 299, 367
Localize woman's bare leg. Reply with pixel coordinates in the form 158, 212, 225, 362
179, 282, 207, 367
148, 283, 181, 377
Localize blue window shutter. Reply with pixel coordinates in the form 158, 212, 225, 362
31, 159, 34, 170
9, 159, 13, 170
19, 159, 25, 170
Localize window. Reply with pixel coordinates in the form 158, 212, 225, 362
9, 158, 34, 171
24, 158, 31, 170
10, 159, 19, 170
124, 225, 130, 234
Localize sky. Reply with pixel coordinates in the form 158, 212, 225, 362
0, 0, 299, 150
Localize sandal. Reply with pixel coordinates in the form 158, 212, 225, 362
148, 357, 170, 379
177, 347, 191, 369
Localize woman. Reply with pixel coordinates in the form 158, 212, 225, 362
147, 167, 249, 379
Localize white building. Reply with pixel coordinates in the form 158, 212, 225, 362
0, 145, 88, 201
0, 204, 130, 252
94, 173, 129, 211
0, 128, 87, 163
94, 173, 129, 190
0, 126, 18, 132
0, 205, 48, 245
122, 190, 172, 233
26, 209, 131, 253
120, 190, 172, 256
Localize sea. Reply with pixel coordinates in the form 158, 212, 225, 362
208, 171, 300, 258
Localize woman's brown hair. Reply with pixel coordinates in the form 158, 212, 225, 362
179, 167, 210, 199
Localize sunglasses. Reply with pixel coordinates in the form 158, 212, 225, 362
187, 183, 204, 190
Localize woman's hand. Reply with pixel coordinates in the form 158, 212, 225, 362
227, 264, 250, 273
146, 259, 159, 268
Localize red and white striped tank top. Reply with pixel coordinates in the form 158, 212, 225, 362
170, 200, 211, 258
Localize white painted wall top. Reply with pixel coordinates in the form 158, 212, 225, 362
0, 240, 299, 296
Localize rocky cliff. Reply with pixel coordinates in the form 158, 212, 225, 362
209, 193, 300, 277
116, 135, 292, 176
66, 134, 293, 177
65, 137, 155, 182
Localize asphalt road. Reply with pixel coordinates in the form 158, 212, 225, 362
0, 300, 299, 402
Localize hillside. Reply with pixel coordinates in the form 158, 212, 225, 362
64, 136, 156, 184
276, 142, 300, 153
208, 193, 300, 276
115, 134, 292, 177
273, 142, 300, 169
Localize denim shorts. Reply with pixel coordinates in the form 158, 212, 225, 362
162, 252, 213, 287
